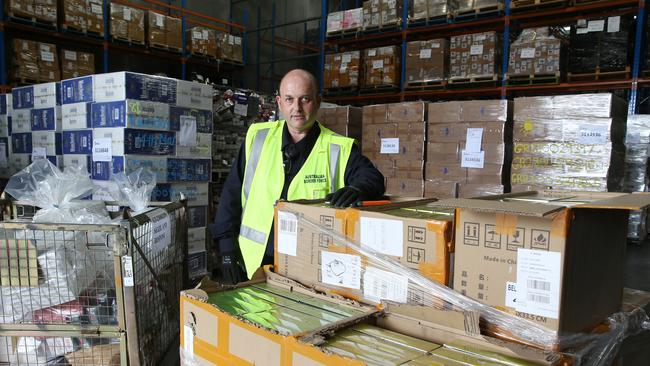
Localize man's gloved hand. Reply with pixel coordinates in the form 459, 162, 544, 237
218, 250, 247, 285
326, 186, 362, 208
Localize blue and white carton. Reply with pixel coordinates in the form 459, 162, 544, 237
11, 109, 31, 133
170, 106, 213, 133
63, 130, 93, 154
63, 154, 91, 173
32, 131, 63, 156
11, 133, 32, 154
62, 102, 92, 130
176, 80, 213, 110
31, 106, 62, 131
92, 128, 176, 156
167, 158, 211, 182
151, 182, 209, 206
91, 100, 171, 130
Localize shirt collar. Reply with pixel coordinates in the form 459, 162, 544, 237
282, 121, 320, 151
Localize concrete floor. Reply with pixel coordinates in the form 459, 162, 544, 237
160, 242, 650, 365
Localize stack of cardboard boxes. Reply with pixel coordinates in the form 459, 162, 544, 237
217, 33, 244, 63
362, 0, 402, 30
362, 102, 426, 197
426, 100, 510, 198
60, 72, 213, 278
0, 95, 11, 179
317, 106, 362, 142
457, 0, 502, 12
60, 50, 95, 79
363, 45, 400, 88
110, 3, 145, 44
62, 0, 104, 35
511, 93, 626, 192
449, 31, 499, 82
326, 7, 363, 34
13, 39, 60, 83
324, 51, 361, 90
623, 115, 650, 240
405, 39, 448, 85
147, 11, 182, 51
8, 0, 56, 24
186, 27, 218, 58
411, 0, 458, 21
569, 15, 631, 74
508, 27, 562, 79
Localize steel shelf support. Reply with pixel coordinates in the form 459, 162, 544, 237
181, 0, 188, 79
271, 2, 276, 91
256, 5, 262, 90
243, 8, 249, 66
0, 0, 6, 84
400, 0, 409, 93
320, 0, 328, 95
103, 0, 109, 73
501, 0, 511, 99
629, 0, 646, 115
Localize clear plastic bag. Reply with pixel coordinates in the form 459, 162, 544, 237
109, 167, 157, 213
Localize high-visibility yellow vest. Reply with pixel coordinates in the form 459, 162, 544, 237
239, 120, 353, 278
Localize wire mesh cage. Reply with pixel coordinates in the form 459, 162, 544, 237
0, 200, 187, 365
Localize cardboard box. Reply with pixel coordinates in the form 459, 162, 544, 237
363, 46, 400, 87
62, 0, 87, 31
34, 0, 57, 24
61, 49, 95, 79
449, 31, 499, 80
148, 11, 167, 46
92, 128, 176, 156
411, 0, 458, 20
166, 16, 182, 50
169, 106, 213, 133
317, 106, 362, 142
508, 27, 561, 77
217, 33, 243, 63
152, 183, 210, 207
186, 27, 217, 58
87, 0, 105, 35
431, 191, 650, 344
62, 102, 92, 130
405, 39, 448, 84
424, 180, 458, 199
457, 182, 504, 197
110, 3, 144, 43
8, 0, 36, 18
90, 100, 171, 130
324, 51, 361, 89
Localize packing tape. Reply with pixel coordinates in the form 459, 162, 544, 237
418, 262, 447, 285
343, 208, 359, 239
550, 209, 571, 238
495, 213, 518, 236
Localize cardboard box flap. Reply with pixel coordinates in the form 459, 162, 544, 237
574, 192, 650, 211
383, 304, 481, 337
428, 198, 565, 217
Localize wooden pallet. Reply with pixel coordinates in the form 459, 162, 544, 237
448, 74, 499, 87
61, 24, 104, 38
360, 84, 399, 94
324, 86, 359, 96
362, 22, 401, 35
454, 3, 504, 21
408, 14, 452, 28
506, 73, 560, 85
112, 35, 146, 46
8, 12, 57, 29
326, 28, 361, 39
188, 51, 219, 61
511, 0, 567, 12
572, 0, 611, 5
150, 42, 183, 53
11, 77, 43, 86
568, 67, 630, 82
405, 80, 447, 91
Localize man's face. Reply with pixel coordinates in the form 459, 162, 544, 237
276, 74, 321, 132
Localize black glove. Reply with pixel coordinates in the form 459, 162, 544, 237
217, 250, 247, 285
326, 186, 362, 208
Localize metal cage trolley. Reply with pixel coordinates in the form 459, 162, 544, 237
0, 200, 188, 365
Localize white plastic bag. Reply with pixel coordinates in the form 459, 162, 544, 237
110, 168, 157, 214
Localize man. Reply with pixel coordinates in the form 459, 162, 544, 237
211, 69, 385, 284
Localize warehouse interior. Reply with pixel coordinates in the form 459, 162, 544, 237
1, 0, 650, 365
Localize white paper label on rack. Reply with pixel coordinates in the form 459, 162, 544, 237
40, 51, 54, 62
465, 128, 483, 153
321, 251, 361, 289
192, 30, 202, 39
419, 49, 432, 59
92, 138, 112, 162
515, 249, 561, 319
148, 209, 172, 253
607, 16, 620, 33
470, 45, 483, 55
576, 27, 588, 34
368, 49, 377, 57
372, 60, 384, 69
123, 8, 131, 21
380, 138, 399, 154
577, 124, 608, 145
122, 255, 134, 287
587, 20, 605, 32
155, 13, 164, 27
91, 3, 102, 14
363, 266, 408, 303
179, 115, 198, 147
234, 102, 248, 116
0, 143, 7, 168
521, 48, 536, 59
235, 37, 242, 45
342, 53, 352, 63
461, 150, 485, 169
277, 211, 298, 256
32, 147, 47, 160
222, 78, 228, 85
202, 30, 209, 39
183, 325, 194, 356
475, 34, 486, 41
431, 42, 440, 48
64, 50, 77, 61
360, 217, 403, 257
505, 282, 518, 308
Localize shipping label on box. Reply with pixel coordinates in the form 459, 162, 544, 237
90, 100, 171, 130
31, 107, 62, 131
176, 133, 212, 158
11, 133, 32, 154
62, 130, 93, 154
151, 182, 210, 207
63, 154, 91, 173
11, 109, 32, 133
93, 72, 177, 104
169, 106, 213, 133
92, 128, 176, 155
33, 82, 61, 108
166, 158, 210, 182
32, 131, 62, 156
62, 102, 92, 129
12, 86, 34, 109
176, 80, 213, 110
61, 75, 94, 104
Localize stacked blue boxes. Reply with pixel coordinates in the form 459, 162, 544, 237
61, 71, 213, 277
0, 94, 10, 178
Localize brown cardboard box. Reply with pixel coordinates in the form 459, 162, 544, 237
425, 162, 466, 181
362, 0, 400, 29
405, 39, 448, 84
217, 33, 243, 62
86, 0, 104, 35
457, 183, 504, 197
450, 31, 499, 81
187, 27, 217, 58
166, 16, 182, 50
148, 11, 167, 46
110, 3, 144, 42
431, 191, 650, 344
427, 142, 459, 164
37, 42, 60, 82
317, 106, 362, 142
362, 0, 381, 29
34, 0, 56, 24
385, 178, 424, 197
324, 51, 361, 89
428, 100, 509, 123
8, 0, 35, 18
326, 8, 363, 34
128, 6, 145, 43
508, 27, 561, 78
62, 0, 86, 31
12, 39, 39, 80
61, 49, 95, 79
363, 45, 400, 87
411, 0, 458, 20
424, 180, 458, 199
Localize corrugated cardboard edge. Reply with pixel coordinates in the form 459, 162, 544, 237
430, 198, 565, 217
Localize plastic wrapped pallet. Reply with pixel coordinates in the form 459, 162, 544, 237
327, 8, 362, 34
62, 0, 87, 31
217, 33, 243, 63
449, 31, 499, 82
624, 115, 650, 240
508, 27, 562, 78
405, 39, 448, 85
411, 0, 458, 21
317, 105, 362, 142
166, 16, 182, 51
34, 0, 57, 24
86, 0, 104, 35
324, 51, 361, 89
362, 0, 402, 30
569, 15, 631, 74
60, 49, 95, 79
186, 27, 218, 58
110, 3, 145, 44
12, 39, 39, 81
148, 11, 167, 46
8, 0, 35, 19
363, 45, 400, 88
511, 93, 627, 192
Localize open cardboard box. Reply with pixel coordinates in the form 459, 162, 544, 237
429, 191, 650, 348
180, 268, 557, 366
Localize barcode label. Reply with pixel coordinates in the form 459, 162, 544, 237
527, 293, 550, 304
122, 255, 134, 287
277, 211, 298, 256
280, 218, 297, 234
527, 279, 550, 292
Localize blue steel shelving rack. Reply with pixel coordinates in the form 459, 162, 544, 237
321, 0, 649, 115
0, 0, 246, 87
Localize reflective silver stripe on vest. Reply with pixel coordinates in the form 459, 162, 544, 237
243, 128, 270, 201
329, 143, 341, 193
240, 225, 267, 245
